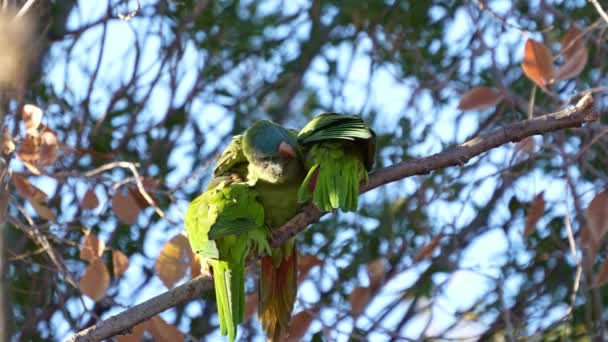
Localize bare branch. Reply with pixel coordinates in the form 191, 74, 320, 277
67, 93, 599, 342
590, 0, 608, 25
69, 274, 213, 342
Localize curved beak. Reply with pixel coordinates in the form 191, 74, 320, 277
278, 141, 296, 159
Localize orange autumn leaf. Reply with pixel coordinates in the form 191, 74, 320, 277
155, 234, 193, 288
12, 172, 47, 202
581, 190, 608, 260
148, 316, 184, 342
112, 249, 130, 277
79, 258, 110, 301
80, 231, 105, 262
38, 130, 58, 166
286, 308, 318, 342
554, 26, 588, 82
116, 321, 147, 342
562, 26, 585, 60
190, 252, 203, 279
81, 188, 100, 210
521, 39, 554, 89
30, 200, 56, 221
457, 86, 503, 111
112, 191, 140, 224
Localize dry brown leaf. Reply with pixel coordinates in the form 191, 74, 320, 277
38, 130, 57, 166
30, 201, 56, 221
297, 254, 323, 284
286, 308, 318, 342
457, 86, 503, 110
521, 39, 554, 89
82, 188, 100, 210
17, 131, 40, 163
80, 231, 105, 262
524, 192, 545, 238
22, 104, 42, 130
112, 249, 130, 277
349, 286, 371, 318
79, 258, 110, 301
562, 26, 585, 60
155, 234, 192, 289
12, 173, 47, 202
582, 190, 608, 260
190, 253, 202, 279
415, 233, 444, 262
593, 258, 608, 288
555, 26, 588, 83
148, 316, 184, 342
116, 321, 147, 342
244, 292, 259, 321
367, 258, 386, 291
554, 47, 588, 82
1, 127, 14, 155
112, 191, 140, 225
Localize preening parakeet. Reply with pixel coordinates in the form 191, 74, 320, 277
187, 120, 304, 342
240, 121, 305, 342
185, 174, 271, 342
297, 113, 376, 212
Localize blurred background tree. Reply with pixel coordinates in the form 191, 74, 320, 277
1, 0, 607, 340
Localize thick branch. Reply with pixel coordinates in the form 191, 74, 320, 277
68, 93, 598, 342
272, 92, 598, 244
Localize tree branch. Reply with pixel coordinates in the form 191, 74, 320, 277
68, 92, 599, 342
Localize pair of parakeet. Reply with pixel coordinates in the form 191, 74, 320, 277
185, 113, 375, 341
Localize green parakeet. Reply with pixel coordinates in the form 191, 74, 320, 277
297, 113, 376, 212
188, 120, 304, 341
185, 173, 270, 340
239, 120, 305, 342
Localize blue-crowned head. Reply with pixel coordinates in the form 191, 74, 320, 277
242, 120, 302, 184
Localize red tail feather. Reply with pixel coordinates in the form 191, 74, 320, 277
258, 247, 297, 341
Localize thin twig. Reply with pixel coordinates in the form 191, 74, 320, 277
589, 0, 608, 25
84, 161, 165, 218
564, 198, 582, 317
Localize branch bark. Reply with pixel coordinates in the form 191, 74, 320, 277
68, 92, 599, 342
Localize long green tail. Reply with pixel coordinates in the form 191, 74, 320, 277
212, 259, 245, 342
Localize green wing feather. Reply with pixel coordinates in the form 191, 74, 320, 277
298, 113, 376, 169
297, 113, 376, 212
185, 178, 270, 342
213, 135, 248, 177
